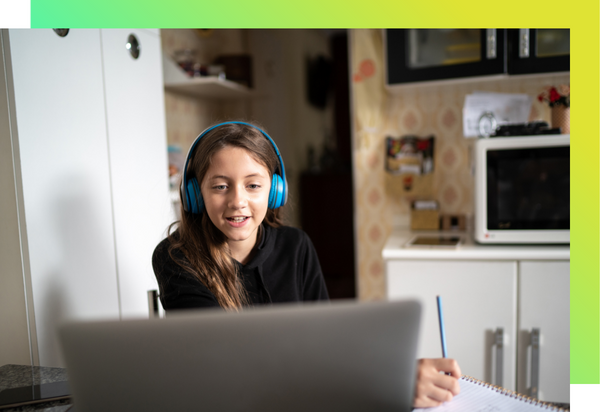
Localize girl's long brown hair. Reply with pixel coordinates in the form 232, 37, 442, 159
167, 122, 283, 310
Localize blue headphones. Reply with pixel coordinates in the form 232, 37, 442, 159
180, 121, 288, 214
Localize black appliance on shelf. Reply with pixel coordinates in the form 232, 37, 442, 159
491, 121, 561, 137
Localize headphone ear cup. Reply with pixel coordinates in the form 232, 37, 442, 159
186, 178, 204, 214
269, 174, 286, 209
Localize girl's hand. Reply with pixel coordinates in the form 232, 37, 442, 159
413, 358, 462, 408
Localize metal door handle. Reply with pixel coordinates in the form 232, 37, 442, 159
530, 328, 540, 398
148, 289, 160, 318
495, 328, 503, 386
519, 29, 530, 58
486, 29, 497, 59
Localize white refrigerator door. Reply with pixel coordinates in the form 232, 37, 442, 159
100, 29, 172, 319
9, 28, 120, 367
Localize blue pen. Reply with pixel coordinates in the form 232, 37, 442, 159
436, 295, 448, 358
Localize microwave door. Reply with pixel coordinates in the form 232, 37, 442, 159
487, 146, 570, 231
475, 135, 570, 244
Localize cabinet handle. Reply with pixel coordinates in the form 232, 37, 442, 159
519, 29, 530, 58
127, 34, 141, 60
494, 328, 503, 386
148, 289, 160, 318
530, 328, 540, 398
486, 29, 497, 59
53, 29, 70, 37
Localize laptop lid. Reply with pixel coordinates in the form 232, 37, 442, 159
59, 299, 421, 412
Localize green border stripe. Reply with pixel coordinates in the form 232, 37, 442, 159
570, 22, 599, 384
31, 0, 584, 28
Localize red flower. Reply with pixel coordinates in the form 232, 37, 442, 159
549, 87, 561, 103
538, 84, 570, 108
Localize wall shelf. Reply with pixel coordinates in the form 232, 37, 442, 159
162, 53, 251, 100
165, 76, 251, 99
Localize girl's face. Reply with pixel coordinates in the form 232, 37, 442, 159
201, 146, 271, 252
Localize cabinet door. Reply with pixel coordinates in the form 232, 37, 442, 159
100, 29, 172, 319
517, 261, 569, 403
385, 29, 506, 85
386, 260, 517, 390
507, 29, 570, 74
9, 29, 120, 367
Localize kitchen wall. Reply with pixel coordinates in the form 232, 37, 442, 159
350, 29, 570, 301
247, 29, 333, 228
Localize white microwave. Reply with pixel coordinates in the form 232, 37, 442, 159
474, 134, 570, 244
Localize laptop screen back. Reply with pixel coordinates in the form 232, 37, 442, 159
59, 300, 421, 412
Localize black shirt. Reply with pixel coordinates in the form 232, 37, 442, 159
152, 225, 329, 310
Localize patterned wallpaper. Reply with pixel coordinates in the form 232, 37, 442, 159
349, 29, 570, 301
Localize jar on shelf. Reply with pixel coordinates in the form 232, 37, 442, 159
173, 49, 197, 77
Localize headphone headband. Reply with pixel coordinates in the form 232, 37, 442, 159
180, 121, 287, 213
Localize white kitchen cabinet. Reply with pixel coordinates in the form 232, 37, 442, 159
0, 29, 171, 367
383, 230, 570, 403
6, 29, 121, 367
517, 261, 570, 402
387, 260, 517, 391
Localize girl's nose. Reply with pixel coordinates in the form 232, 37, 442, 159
228, 185, 248, 209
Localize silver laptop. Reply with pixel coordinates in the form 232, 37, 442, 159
59, 299, 421, 412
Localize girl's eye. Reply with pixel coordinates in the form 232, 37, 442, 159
214, 185, 227, 190
248, 184, 261, 189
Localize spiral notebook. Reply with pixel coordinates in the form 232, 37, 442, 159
413, 376, 567, 411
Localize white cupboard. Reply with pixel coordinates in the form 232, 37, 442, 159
517, 261, 570, 402
387, 259, 517, 390
0, 29, 172, 367
100, 29, 172, 319
383, 230, 570, 403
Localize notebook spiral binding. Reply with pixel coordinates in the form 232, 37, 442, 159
462, 375, 568, 411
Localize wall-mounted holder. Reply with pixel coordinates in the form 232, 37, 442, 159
385, 135, 435, 175
385, 135, 435, 197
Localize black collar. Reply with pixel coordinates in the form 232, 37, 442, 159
242, 224, 276, 270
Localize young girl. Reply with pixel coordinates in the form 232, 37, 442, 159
152, 121, 461, 408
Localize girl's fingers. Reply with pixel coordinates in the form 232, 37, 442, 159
425, 382, 455, 403
414, 358, 462, 408
430, 371, 461, 396
413, 383, 453, 408
432, 358, 462, 378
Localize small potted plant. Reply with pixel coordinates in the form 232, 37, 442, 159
538, 84, 570, 134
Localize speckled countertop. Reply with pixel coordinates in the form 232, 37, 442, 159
0, 365, 71, 412
1, 364, 569, 411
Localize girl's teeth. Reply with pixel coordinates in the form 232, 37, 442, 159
230, 217, 247, 222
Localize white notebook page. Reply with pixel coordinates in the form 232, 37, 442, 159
413, 376, 565, 412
